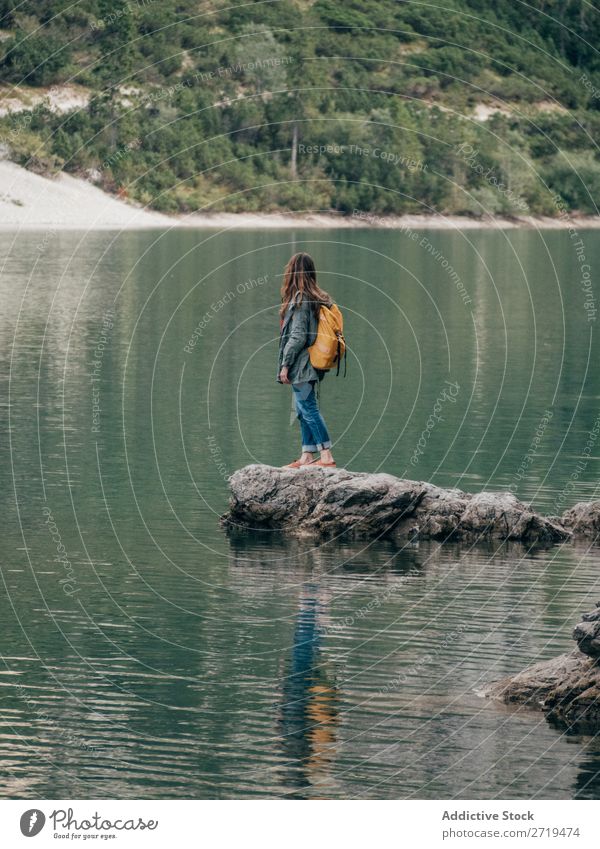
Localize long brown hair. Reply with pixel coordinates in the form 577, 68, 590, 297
279, 252, 331, 320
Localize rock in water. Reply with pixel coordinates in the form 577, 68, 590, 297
221, 464, 569, 544
483, 603, 600, 733
561, 500, 600, 539
482, 651, 593, 705
573, 602, 600, 658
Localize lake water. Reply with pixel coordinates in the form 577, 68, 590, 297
1, 226, 600, 799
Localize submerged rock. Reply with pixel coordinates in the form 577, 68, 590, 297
483, 603, 600, 733
221, 464, 569, 544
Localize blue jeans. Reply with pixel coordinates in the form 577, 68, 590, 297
292, 382, 332, 453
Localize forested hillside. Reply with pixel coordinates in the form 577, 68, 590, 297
1, 0, 599, 217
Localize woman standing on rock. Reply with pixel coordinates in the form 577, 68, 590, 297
278, 252, 338, 468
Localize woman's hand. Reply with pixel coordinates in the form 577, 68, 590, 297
279, 366, 291, 384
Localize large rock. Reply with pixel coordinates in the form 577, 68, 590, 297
221, 464, 569, 544
483, 604, 600, 733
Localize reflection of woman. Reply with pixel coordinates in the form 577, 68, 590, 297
279, 584, 339, 793
277, 252, 336, 468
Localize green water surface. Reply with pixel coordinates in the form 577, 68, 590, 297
1, 226, 600, 799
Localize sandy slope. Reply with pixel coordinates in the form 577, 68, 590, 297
0, 161, 171, 229
1, 159, 600, 231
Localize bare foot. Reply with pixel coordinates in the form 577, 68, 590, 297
320, 449, 335, 464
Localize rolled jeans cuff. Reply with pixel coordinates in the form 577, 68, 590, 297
302, 441, 331, 452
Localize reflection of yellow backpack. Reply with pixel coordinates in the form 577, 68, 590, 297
308, 304, 346, 375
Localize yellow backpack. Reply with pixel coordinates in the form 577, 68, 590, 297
308, 304, 347, 375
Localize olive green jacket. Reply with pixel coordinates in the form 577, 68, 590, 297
277, 299, 322, 384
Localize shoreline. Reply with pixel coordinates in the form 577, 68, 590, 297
6, 208, 600, 233
2, 160, 600, 231
178, 211, 600, 231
